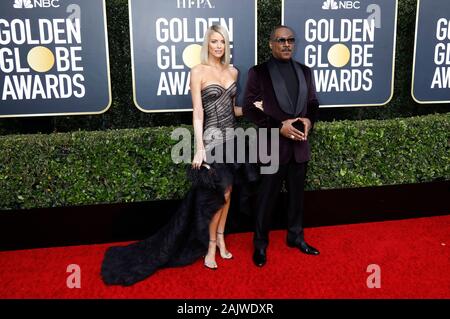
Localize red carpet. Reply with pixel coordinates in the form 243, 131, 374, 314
0, 215, 449, 299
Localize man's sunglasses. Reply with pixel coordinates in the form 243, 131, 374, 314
273, 37, 296, 44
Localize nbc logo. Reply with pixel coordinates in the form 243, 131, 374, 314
322, 0, 338, 10
13, 0, 33, 9
322, 0, 361, 10
13, 0, 61, 9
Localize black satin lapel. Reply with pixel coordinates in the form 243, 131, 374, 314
293, 62, 308, 116
267, 59, 294, 115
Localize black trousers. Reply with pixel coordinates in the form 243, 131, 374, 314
253, 161, 307, 250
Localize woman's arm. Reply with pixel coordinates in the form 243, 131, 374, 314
243, 67, 268, 127
190, 66, 206, 168
231, 66, 245, 117
235, 102, 263, 117
233, 104, 243, 117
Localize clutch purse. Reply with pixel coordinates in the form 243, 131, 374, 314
292, 120, 305, 133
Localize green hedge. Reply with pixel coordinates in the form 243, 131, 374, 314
309, 113, 450, 188
0, 113, 448, 210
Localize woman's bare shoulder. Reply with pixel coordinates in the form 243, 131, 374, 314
228, 65, 238, 80
191, 64, 209, 75
228, 65, 238, 73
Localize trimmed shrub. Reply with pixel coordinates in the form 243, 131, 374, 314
0, 113, 448, 210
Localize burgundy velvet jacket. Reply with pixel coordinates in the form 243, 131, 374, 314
243, 59, 319, 164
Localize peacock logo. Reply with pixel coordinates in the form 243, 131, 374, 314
322, 0, 338, 10
13, 0, 33, 9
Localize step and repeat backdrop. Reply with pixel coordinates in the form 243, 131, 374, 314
0, 0, 111, 118
412, 0, 450, 104
0, 0, 448, 117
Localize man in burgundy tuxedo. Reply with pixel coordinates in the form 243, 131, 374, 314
243, 25, 320, 267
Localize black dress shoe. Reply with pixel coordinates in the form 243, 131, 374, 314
287, 240, 320, 255
253, 249, 266, 267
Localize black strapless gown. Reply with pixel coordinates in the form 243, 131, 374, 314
101, 82, 258, 286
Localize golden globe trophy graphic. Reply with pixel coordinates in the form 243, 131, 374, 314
27, 46, 56, 73
0, 0, 111, 117
327, 43, 351, 68
182, 44, 202, 69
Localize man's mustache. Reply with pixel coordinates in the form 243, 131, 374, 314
281, 48, 292, 52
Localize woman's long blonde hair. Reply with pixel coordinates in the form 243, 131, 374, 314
200, 25, 231, 66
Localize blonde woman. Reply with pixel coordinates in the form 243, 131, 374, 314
101, 25, 259, 286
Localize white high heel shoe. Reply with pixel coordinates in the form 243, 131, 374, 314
216, 232, 233, 259
204, 239, 218, 270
